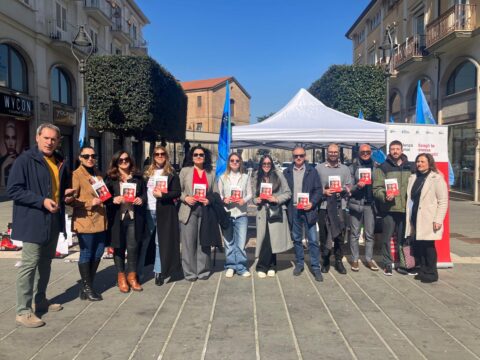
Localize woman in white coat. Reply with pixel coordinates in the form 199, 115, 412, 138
405, 153, 448, 283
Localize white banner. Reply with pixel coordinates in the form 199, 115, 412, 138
386, 124, 449, 162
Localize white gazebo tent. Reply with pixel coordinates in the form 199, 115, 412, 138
232, 88, 386, 149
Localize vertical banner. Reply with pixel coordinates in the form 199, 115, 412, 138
386, 124, 452, 268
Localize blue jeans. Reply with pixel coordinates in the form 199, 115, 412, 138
78, 232, 106, 264
138, 211, 161, 276
222, 216, 249, 274
291, 208, 320, 270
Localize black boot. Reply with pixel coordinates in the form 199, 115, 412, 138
78, 263, 102, 301
334, 259, 347, 274
321, 252, 330, 273
89, 260, 103, 300
155, 273, 164, 286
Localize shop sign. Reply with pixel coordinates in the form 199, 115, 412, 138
0, 93, 33, 117
53, 106, 76, 126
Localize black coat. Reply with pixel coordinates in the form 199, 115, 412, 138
283, 163, 322, 227
143, 173, 182, 277
199, 192, 229, 248
105, 174, 146, 247
7, 147, 70, 244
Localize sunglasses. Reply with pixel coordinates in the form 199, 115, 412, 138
80, 154, 96, 160
118, 157, 130, 164
262, 162, 272, 167
155, 152, 166, 157
293, 154, 305, 159
193, 153, 205, 158
230, 159, 240, 164
360, 151, 372, 155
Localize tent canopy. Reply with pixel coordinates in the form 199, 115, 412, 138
232, 88, 386, 149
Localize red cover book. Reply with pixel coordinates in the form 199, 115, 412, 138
358, 168, 372, 185
260, 183, 272, 199
121, 183, 137, 203
92, 180, 112, 203
193, 183, 207, 200
155, 176, 168, 194
385, 178, 400, 197
328, 176, 342, 193
297, 193, 309, 210
230, 186, 243, 202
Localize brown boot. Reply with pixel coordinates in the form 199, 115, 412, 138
117, 272, 130, 293
127, 272, 143, 292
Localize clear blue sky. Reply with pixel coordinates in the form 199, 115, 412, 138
136, 0, 369, 123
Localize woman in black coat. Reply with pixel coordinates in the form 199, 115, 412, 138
138, 146, 181, 286
105, 150, 146, 293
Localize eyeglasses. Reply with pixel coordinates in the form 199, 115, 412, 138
360, 151, 372, 155
262, 162, 272, 167
328, 151, 339, 155
293, 154, 305, 159
155, 152, 166, 157
118, 157, 130, 164
230, 159, 240, 164
80, 154, 96, 160
193, 153, 205, 158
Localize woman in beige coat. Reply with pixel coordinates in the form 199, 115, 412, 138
405, 153, 448, 283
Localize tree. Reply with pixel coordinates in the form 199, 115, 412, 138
256, 112, 275, 123
85, 55, 187, 143
308, 65, 386, 123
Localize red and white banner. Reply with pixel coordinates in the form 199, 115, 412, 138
386, 124, 452, 268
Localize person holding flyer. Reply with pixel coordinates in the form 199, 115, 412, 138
348, 144, 379, 272
105, 151, 146, 293
70, 146, 107, 301
284, 146, 323, 282
405, 153, 448, 283
138, 146, 181, 286
253, 155, 292, 278
217, 153, 253, 278
178, 145, 218, 281
373, 140, 414, 276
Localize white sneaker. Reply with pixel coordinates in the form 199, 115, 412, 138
225, 269, 234, 278
257, 271, 267, 279
240, 271, 251, 278
267, 269, 276, 277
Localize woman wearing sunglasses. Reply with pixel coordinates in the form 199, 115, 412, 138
70, 146, 107, 301
138, 146, 181, 286
253, 155, 292, 278
178, 145, 218, 281
217, 153, 252, 278
105, 151, 146, 293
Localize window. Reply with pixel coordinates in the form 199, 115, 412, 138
0, 44, 28, 93
56, 3, 67, 32
115, 47, 122, 55
197, 95, 202, 107
368, 48, 376, 65
369, 11, 381, 31
357, 29, 365, 45
195, 123, 203, 131
230, 99, 235, 118
446, 61, 476, 95
131, 24, 137, 40
90, 29, 98, 53
51, 67, 71, 105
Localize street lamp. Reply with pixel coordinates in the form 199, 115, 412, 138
71, 25, 93, 144
379, 23, 397, 123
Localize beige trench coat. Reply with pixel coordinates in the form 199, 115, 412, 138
405, 171, 448, 241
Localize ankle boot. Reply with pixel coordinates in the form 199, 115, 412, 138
89, 260, 103, 300
117, 272, 130, 293
321, 255, 330, 273
155, 273, 164, 286
334, 259, 347, 274
127, 272, 143, 291
78, 263, 102, 301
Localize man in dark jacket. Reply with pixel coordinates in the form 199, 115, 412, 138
348, 144, 379, 272
7, 123, 73, 328
284, 146, 323, 282
373, 140, 414, 276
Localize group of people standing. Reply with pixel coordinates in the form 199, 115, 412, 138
7, 123, 448, 329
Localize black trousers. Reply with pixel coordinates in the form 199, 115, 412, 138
414, 240, 438, 281
113, 214, 137, 273
318, 209, 343, 261
256, 225, 277, 272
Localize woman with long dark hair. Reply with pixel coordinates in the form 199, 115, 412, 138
178, 145, 218, 281
218, 153, 252, 278
252, 155, 292, 278
138, 146, 181, 285
70, 146, 106, 301
105, 150, 146, 292
405, 153, 448, 283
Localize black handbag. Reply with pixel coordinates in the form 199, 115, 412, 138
266, 204, 283, 223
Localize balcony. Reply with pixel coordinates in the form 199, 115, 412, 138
84, 0, 112, 26
130, 36, 147, 55
426, 4, 477, 50
111, 21, 131, 44
393, 34, 427, 70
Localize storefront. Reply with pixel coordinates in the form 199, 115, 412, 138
449, 121, 475, 197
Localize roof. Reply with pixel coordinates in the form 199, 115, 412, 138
345, 0, 377, 39
181, 76, 251, 99
126, 0, 150, 25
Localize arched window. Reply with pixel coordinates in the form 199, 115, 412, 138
446, 61, 476, 95
51, 67, 71, 105
410, 78, 431, 107
0, 44, 28, 93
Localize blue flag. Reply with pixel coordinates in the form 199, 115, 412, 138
389, 115, 394, 123
358, 110, 364, 119
215, 81, 231, 178
414, 80, 455, 185
79, 106, 87, 148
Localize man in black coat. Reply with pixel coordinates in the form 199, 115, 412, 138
7, 123, 73, 328
284, 146, 323, 282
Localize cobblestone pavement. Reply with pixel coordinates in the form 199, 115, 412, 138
0, 198, 479, 359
